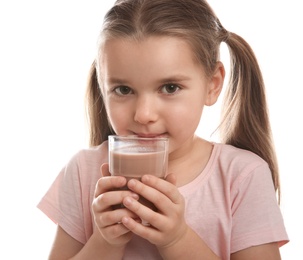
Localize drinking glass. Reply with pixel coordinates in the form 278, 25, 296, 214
108, 135, 169, 212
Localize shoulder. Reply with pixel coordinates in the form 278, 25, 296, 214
77, 141, 108, 159
214, 143, 267, 170
61, 141, 109, 183
68, 141, 109, 167
211, 143, 271, 188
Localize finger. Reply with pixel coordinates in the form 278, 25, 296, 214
100, 163, 111, 177
131, 175, 182, 205
102, 222, 131, 242
96, 207, 139, 228
165, 173, 177, 185
93, 190, 139, 212
94, 176, 127, 198
122, 195, 166, 229
100, 222, 134, 245
121, 213, 160, 242
127, 176, 184, 222
103, 223, 132, 238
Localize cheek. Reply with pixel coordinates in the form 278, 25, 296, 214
107, 108, 126, 128
105, 102, 129, 132
167, 104, 203, 133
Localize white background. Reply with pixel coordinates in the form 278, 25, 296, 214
0, 1, 302, 259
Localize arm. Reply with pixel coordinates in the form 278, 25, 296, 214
231, 242, 281, 260
157, 226, 220, 259
49, 225, 126, 260
48, 225, 83, 260
48, 164, 139, 260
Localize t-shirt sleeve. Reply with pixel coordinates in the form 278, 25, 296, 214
230, 162, 289, 253
37, 152, 87, 244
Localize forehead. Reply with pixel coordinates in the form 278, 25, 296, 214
98, 36, 203, 77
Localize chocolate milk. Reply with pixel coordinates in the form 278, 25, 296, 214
109, 146, 168, 212
109, 147, 167, 178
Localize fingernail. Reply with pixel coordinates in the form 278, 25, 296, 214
128, 179, 136, 188
141, 175, 150, 182
122, 216, 129, 224
124, 197, 133, 206
131, 193, 139, 200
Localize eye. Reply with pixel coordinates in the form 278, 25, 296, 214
113, 86, 133, 95
160, 83, 181, 94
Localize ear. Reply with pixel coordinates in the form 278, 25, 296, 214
205, 62, 225, 106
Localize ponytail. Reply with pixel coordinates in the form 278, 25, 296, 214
220, 32, 280, 200
85, 61, 115, 147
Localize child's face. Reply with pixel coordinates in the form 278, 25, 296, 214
100, 36, 223, 155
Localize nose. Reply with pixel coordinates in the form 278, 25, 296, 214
134, 95, 158, 125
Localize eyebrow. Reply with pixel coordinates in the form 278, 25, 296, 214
107, 77, 129, 85
107, 74, 191, 85
157, 75, 191, 83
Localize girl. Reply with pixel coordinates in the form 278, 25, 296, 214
38, 0, 288, 259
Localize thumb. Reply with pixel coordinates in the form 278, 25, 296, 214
100, 163, 111, 177
165, 173, 177, 186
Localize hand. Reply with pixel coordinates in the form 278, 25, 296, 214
92, 163, 139, 247
120, 174, 189, 249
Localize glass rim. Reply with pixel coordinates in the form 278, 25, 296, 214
108, 135, 169, 142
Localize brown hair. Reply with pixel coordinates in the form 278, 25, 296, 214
85, 0, 280, 199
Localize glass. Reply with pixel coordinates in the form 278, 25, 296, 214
108, 135, 169, 212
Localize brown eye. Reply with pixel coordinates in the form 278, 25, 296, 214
161, 84, 181, 94
114, 86, 133, 95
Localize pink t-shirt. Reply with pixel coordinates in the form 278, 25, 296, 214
37, 142, 288, 259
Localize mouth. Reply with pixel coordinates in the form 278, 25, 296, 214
134, 133, 168, 138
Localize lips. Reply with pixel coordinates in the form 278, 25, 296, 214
135, 133, 167, 138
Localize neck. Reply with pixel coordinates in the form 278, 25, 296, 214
168, 136, 213, 187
